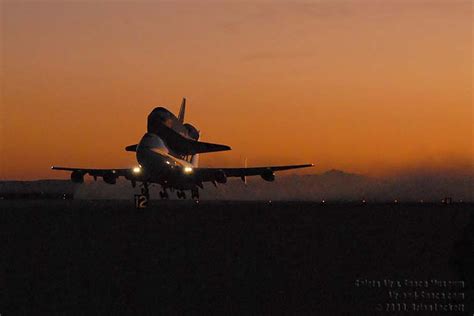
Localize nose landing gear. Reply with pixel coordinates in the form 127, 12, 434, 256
141, 182, 150, 199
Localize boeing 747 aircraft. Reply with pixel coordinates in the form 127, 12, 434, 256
52, 98, 313, 203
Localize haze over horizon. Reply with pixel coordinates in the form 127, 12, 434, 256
1, 0, 472, 180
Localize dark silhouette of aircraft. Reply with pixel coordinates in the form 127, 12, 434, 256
52, 98, 313, 202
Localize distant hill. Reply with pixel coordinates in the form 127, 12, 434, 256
1, 170, 472, 202
0, 180, 76, 199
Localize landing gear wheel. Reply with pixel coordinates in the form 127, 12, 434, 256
191, 188, 200, 200
141, 183, 150, 199
177, 191, 186, 199
159, 190, 169, 200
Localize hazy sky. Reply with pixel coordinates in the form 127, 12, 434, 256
1, 0, 472, 179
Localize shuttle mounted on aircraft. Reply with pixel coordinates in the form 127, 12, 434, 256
52, 98, 313, 203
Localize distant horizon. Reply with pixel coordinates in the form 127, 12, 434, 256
1, 166, 473, 182
1, 167, 472, 202
0, 166, 474, 181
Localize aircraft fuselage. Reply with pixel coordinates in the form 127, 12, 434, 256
136, 132, 197, 190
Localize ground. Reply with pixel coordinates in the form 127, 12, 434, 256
2, 200, 473, 315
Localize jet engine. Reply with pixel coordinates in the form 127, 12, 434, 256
103, 172, 118, 184
71, 171, 84, 183
184, 123, 200, 140
261, 169, 275, 182
215, 170, 227, 184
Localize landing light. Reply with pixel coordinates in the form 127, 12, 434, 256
133, 167, 141, 174
184, 166, 193, 173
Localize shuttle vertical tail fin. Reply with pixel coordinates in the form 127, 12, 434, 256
178, 97, 186, 123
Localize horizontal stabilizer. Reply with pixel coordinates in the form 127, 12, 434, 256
125, 144, 138, 152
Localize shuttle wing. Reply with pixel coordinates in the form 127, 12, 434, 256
125, 126, 230, 155
156, 123, 231, 155
183, 139, 231, 155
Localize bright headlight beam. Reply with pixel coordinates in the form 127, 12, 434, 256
184, 166, 193, 173
132, 167, 141, 174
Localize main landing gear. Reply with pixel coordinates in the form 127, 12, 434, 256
159, 189, 169, 200
191, 188, 200, 200
140, 183, 170, 200
134, 183, 200, 208
176, 190, 186, 199
141, 182, 150, 199
176, 188, 199, 200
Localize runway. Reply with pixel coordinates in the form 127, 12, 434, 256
2, 200, 473, 314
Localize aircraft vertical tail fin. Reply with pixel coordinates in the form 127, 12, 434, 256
178, 97, 186, 123
241, 157, 248, 185
191, 154, 199, 167
190, 129, 200, 167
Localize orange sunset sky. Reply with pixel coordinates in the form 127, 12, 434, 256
1, 1, 472, 180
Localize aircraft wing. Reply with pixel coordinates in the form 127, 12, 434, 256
194, 164, 314, 183
51, 166, 140, 182
52, 166, 130, 175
